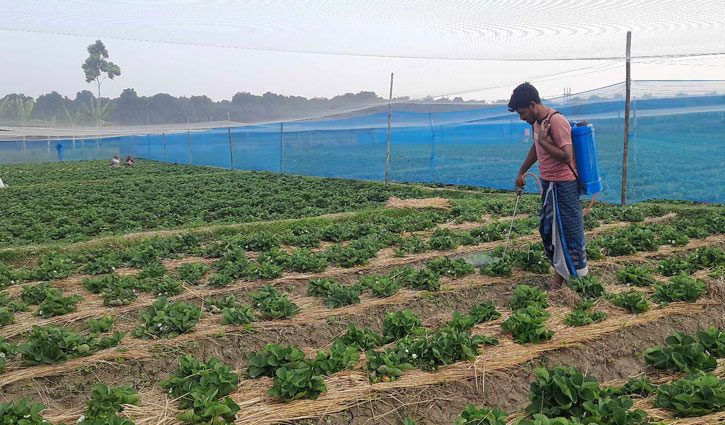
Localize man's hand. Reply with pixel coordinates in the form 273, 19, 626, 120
515, 172, 526, 194
539, 119, 551, 143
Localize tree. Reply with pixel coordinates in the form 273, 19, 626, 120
82, 40, 121, 101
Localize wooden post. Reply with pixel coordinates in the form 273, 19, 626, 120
163, 132, 167, 162
187, 130, 192, 164
385, 72, 394, 185
279, 122, 284, 173
621, 31, 632, 206
131, 135, 135, 156
228, 112, 234, 170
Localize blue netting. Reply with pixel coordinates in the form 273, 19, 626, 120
3, 81, 724, 204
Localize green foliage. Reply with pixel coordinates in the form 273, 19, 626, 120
333, 323, 383, 351
687, 246, 725, 268
651, 274, 707, 303
470, 301, 502, 323
568, 275, 606, 298
82, 274, 138, 306
580, 396, 649, 425
249, 285, 300, 319
21, 282, 61, 305
658, 257, 695, 277
246, 343, 306, 378
137, 263, 168, 280
454, 405, 508, 425
501, 306, 554, 344
396, 235, 428, 255
382, 310, 423, 342
17, 325, 124, 365
514, 414, 581, 425
644, 332, 717, 373
137, 276, 184, 297
654, 372, 725, 417
160, 355, 240, 424
480, 259, 512, 277
35, 292, 82, 318
80, 252, 123, 275
239, 231, 280, 252
0, 261, 21, 290
220, 305, 256, 325
0, 336, 17, 371
0, 398, 53, 425
0, 308, 14, 328
605, 377, 657, 398
390, 266, 440, 291
657, 226, 690, 246
307, 278, 361, 308
80, 383, 140, 424
312, 342, 359, 376
365, 348, 414, 383
425, 256, 474, 278
512, 248, 550, 274
360, 275, 401, 298
131, 297, 202, 339
28, 255, 77, 281
203, 295, 238, 314
510, 285, 549, 309
427, 228, 460, 251
616, 266, 656, 287
86, 315, 116, 333
176, 263, 210, 285
696, 327, 725, 357
564, 309, 608, 327
395, 328, 498, 372
610, 291, 649, 314
526, 366, 603, 418
586, 245, 604, 261
269, 361, 327, 401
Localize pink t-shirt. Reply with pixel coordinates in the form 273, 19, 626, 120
532, 109, 577, 181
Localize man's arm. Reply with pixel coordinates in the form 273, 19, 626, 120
515, 144, 537, 193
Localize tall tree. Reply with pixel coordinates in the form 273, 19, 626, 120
82, 40, 121, 128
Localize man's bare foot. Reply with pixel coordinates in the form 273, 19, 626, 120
547, 278, 563, 291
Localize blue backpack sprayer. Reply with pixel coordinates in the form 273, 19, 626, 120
503, 120, 603, 256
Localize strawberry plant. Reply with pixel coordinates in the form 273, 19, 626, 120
426, 256, 474, 278
87, 316, 116, 333
604, 377, 657, 397
644, 332, 716, 373
396, 235, 428, 255
696, 327, 725, 357
455, 405, 508, 425
137, 277, 183, 297
617, 266, 656, 287
581, 396, 649, 425
654, 372, 725, 417
515, 414, 580, 425
312, 342, 359, 376
333, 323, 383, 351
307, 278, 361, 308
80, 252, 123, 275
203, 295, 238, 314
586, 245, 604, 261
0, 336, 18, 371
126, 244, 161, 267
243, 260, 284, 281
510, 285, 549, 309
246, 343, 306, 378
687, 246, 725, 268
207, 273, 234, 287
470, 301, 502, 323
396, 328, 497, 372
658, 257, 695, 277
0, 398, 53, 425
383, 310, 423, 342
513, 248, 550, 274
269, 361, 327, 401
220, 305, 256, 325
0, 308, 13, 328
568, 275, 606, 298
610, 291, 649, 314
161, 355, 240, 424
137, 263, 168, 280
131, 297, 202, 339
285, 248, 329, 273
390, 266, 440, 291
657, 225, 690, 246
28, 255, 77, 281
0, 261, 22, 290
36, 292, 83, 318
564, 309, 607, 327
625, 225, 659, 251
249, 285, 300, 319
79, 383, 140, 424
480, 259, 512, 277
18, 325, 124, 365
651, 274, 707, 303
526, 366, 603, 418
427, 228, 459, 251
365, 348, 414, 383
176, 262, 210, 285
239, 231, 280, 252
360, 275, 401, 298
21, 282, 62, 305
501, 306, 554, 344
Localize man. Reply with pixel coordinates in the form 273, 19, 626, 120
508, 82, 588, 290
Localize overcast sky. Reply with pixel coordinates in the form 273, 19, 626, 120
2, 0, 724, 104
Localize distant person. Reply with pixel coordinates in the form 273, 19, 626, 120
110, 154, 120, 168
125, 154, 135, 167
0, 177, 7, 189
508, 82, 587, 290
55, 142, 64, 161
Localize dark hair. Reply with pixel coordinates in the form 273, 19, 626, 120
508, 82, 541, 112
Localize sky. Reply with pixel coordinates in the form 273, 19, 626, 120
1, 0, 725, 105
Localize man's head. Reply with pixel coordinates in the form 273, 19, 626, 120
508, 82, 542, 125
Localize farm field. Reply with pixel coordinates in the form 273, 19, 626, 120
0, 160, 724, 425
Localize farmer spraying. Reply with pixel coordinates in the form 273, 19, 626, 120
509, 82, 588, 290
